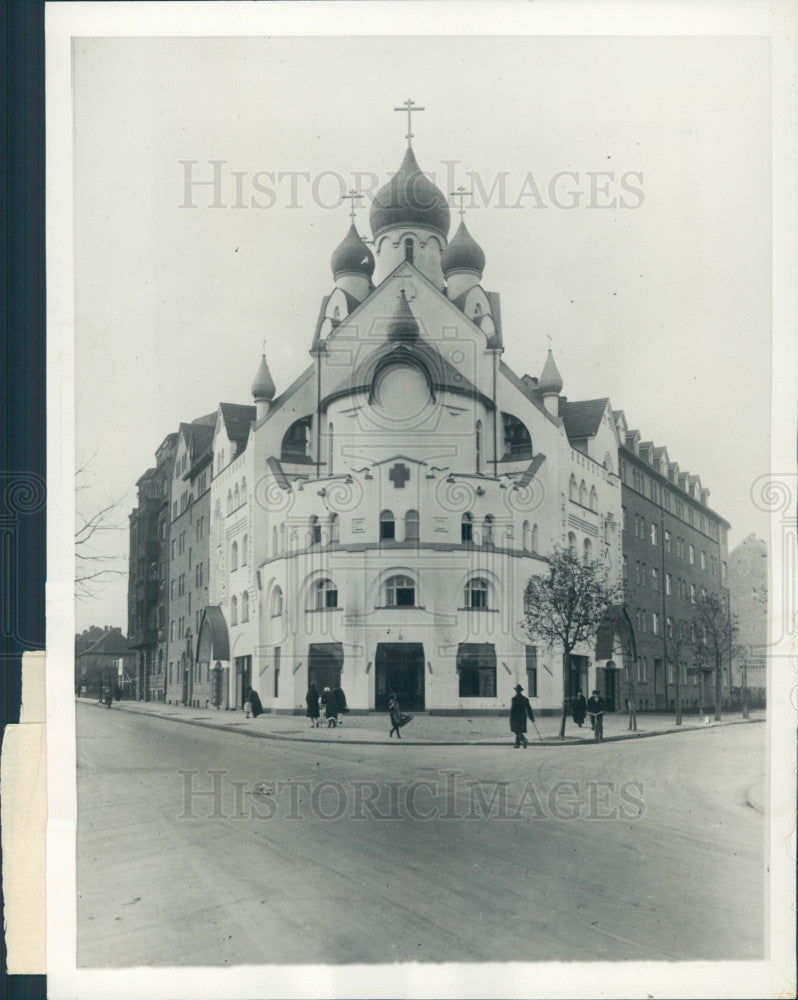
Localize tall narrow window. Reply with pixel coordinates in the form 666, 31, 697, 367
522, 520, 531, 550
475, 421, 482, 473
405, 509, 420, 542
231, 541, 238, 571
310, 515, 321, 545
404, 237, 414, 263
531, 523, 539, 552
231, 596, 238, 626
461, 512, 473, 543
273, 647, 281, 698
589, 486, 598, 511
328, 422, 334, 474
329, 513, 339, 544
241, 534, 248, 566
483, 514, 494, 545
270, 586, 283, 617
583, 538, 592, 564
568, 532, 577, 553
242, 591, 250, 622
569, 475, 577, 502
579, 481, 588, 506
380, 510, 395, 541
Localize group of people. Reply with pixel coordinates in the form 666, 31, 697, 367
305, 681, 348, 728
510, 685, 607, 746
570, 690, 606, 733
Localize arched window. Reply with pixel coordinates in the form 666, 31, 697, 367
313, 578, 339, 610
531, 523, 539, 552
234, 484, 240, 509
242, 591, 249, 622
329, 512, 339, 544
241, 534, 248, 565
568, 531, 577, 552
483, 514, 494, 545
461, 512, 473, 543
475, 421, 482, 473
522, 520, 531, 550
569, 475, 577, 501
404, 237, 414, 263
231, 595, 238, 626
241, 477, 246, 501
405, 509, 419, 542
328, 422, 334, 474
583, 538, 592, 564
589, 486, 598, 512
465, 577, 489, 609
279, 524, 285, 553
380, 510, 395, 541
231, 540, 238, 571
385, 575, 415, 607
579, 481, 588, 506
309, 515, 321, 545
227, 490, 233, 515
270, 586, 283, 617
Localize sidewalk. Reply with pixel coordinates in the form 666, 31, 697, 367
78, 696, 764, 747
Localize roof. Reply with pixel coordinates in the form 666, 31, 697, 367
559, 398, 610, 441
369, 145, 451, 239
76, 628, 132, 658
219, 403, 257, 446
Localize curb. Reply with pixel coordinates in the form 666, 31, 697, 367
79, 700, 764, 749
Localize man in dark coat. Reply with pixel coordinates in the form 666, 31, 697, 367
587, 690, 606, 731
571, 691, 587, 728
249, 688, 263, 718
332, 684, 347, 725
509, 684, 535, 748
306, 682, 321, 727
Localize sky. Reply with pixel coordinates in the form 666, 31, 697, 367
72, 34, 771, 631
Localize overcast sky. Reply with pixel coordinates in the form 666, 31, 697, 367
73, 34, 771, 631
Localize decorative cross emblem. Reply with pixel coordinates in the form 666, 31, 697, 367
450, 185, 474, 220
389, 463, 410, 489
342, 188, 364, 224
394, 98, 425, 147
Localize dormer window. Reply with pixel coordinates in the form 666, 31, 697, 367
404, 238, 414, 264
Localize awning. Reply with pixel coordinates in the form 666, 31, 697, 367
456, 643, 497, 669
308, 642, 344, 669
196, 606, 230, 663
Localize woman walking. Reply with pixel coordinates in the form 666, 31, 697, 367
322, 686, 338, 727
332, 683, 348, 725
388, 693, 404, 739
509, 683, 535, 748
306, 682, 321, 728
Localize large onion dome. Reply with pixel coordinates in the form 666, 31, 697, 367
387, 289, 419, 343
538, 349, 564, 395
370, 146, 451, 240
441, 221, 485, 277
331, 224, 375, 279
251, 353, 276, 402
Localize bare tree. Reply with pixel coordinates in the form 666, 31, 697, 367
689, 593, 742, 722
664, 626, 690, 726
75, 454, 129, 600
523, 546, 622, 738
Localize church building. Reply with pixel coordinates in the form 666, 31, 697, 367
195, 112, 625, 714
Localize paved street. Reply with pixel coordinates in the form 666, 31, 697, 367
77, 701, 765, 967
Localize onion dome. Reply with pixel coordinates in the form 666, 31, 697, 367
387, 289, 419, 343
370, 146, 451, 240
331, 224, 375, 279
538, 349, 563, 395
251, 353, 276, 402
441, 221, 485, 277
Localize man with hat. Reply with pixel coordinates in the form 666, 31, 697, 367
509, 683, 535, 748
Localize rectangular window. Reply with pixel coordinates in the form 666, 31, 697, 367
689, 544, 695, 565
664, 530, 671, 555
722, 561, 727, 581
690, 583, 696, 604
622, 556, 628, 580
634, 514, 640, 538
189, 547, 192, 570
274, 647, 281, 698
170, 620, 175, 641
652, 567, 659, 591
622, 506, 627, 531
525, 645, 538, 698
170, 579, 176, 599
652, 612, 660, 635
667, 660, 674, 685
171, 538, 176, 560
700, 550, 706, 570
650, 522, 658, 546
188, 592, 191, 614
666, 616, 674, 638
665, 573, 672, 595
457, 643, 497, 698
641, 563, 647, 587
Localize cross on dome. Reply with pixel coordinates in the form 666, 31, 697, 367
393, 98, 425, 147
450, 185, 475, 220
342, 188, 364, 224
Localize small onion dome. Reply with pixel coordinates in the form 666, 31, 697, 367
441, 221, 485, 277
251, 353, 276, 402
538, 349, 564, 395
387, 289, 419, 343
331, 224, 375, 279
370, 146, 451, 240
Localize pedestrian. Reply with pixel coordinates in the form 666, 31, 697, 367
249, 687, 263, 718
243, 693, 252, 719
388, 693, 402, 738
587, 689, 606, 732
322, 686, 338, 727
571, 691, 587, 728
103, 686, 113, 709
306, 682, 321, 727
509, 683, 535, 748
332, 682, 348, 725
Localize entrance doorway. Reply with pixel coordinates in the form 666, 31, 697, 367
599, 662, 618, 712
567, 655, 589, 699
308, 642, 344, 694
234, 655, 251, 709
375, 643, 425, 711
